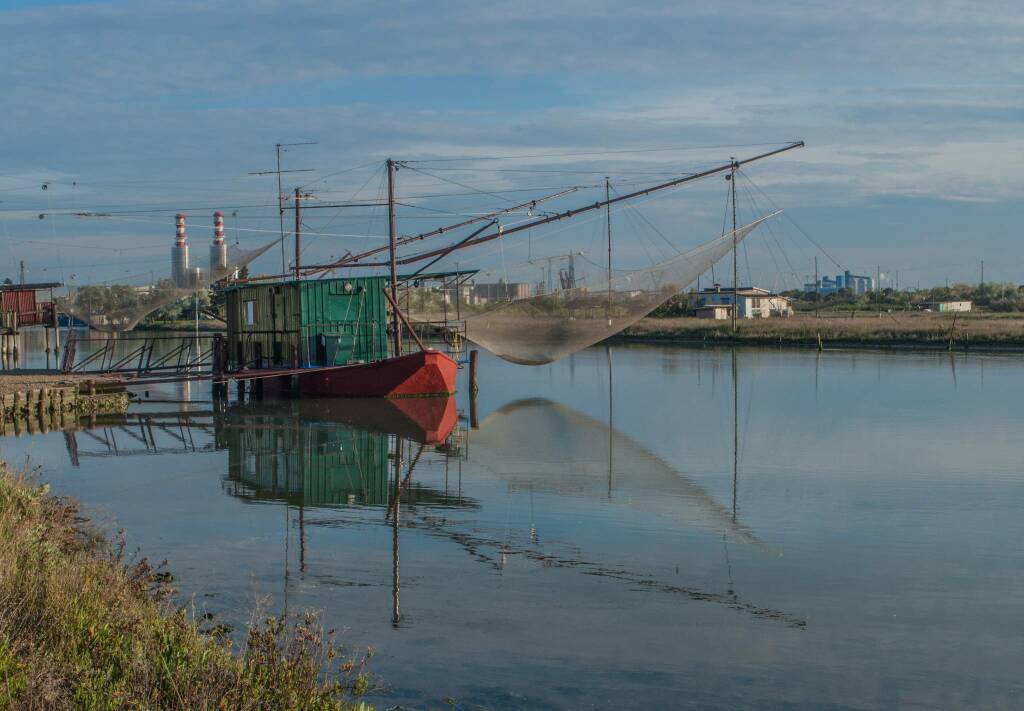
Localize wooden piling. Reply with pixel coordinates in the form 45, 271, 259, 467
469, 349, 479, 395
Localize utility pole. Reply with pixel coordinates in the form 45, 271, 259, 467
980, 260, 984, 287
387, 159, 402, 356
276, 144, 286, 273
19, 260, 24, 285
814, 255, 819, 318
730, 158, 738, 332
294, 188, 302, 280
605, 176, 613, 323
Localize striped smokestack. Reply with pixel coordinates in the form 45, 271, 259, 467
210, 211, 228, 275
172, 213, 190, 287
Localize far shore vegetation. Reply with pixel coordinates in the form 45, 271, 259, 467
0, 463, 374, 710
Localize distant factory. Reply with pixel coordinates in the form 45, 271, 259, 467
804, 270, 876, 296
171, 212, 231, 288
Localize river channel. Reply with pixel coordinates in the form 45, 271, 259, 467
2, 340, 1022, 709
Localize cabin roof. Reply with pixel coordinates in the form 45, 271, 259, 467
0, 282, 62, 291
218, 275, 388, 293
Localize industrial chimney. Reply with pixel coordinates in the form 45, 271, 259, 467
210, 211, 228, 276
172, 213, 190, 287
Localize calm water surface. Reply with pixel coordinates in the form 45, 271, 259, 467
3, 341, 1022, 709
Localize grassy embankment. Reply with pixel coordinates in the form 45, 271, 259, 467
0, 465, 373, 710
622, 312, 1024, 350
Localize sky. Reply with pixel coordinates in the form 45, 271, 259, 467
0, 0, 1022, 288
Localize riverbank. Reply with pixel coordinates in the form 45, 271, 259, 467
0, 465, 373, 709
0, 372, 130, 431
619, 312, 1024, 351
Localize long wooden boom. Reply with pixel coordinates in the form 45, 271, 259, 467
384, 141, 804, 266
301, 186, 579, 275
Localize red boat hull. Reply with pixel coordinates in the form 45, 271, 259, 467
297, 350, 458, 399
297, 396, 458, 444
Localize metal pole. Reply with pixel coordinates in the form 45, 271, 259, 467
814, 255, 819, 319
387, 159, 402, 356
294, 188, 302, 280
194, 291, 199, 369
730, 159, 738, 332
605, 176, 613, 323
276, 144, 287, 274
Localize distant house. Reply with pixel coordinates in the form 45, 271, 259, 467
694, 285, 793, 319
695, 304, 732, 320
927, 301, 972, 313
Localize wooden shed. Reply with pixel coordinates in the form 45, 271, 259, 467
0, 281, 62, 332
223, 276, 390, 370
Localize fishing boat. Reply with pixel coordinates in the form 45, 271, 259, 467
217, 142, 803, 396
220, 275, 457, 398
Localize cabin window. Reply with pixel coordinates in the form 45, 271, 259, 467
244, 300, 257, 326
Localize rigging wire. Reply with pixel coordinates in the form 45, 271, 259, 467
609, 183, 679, 255
83, 214, 386, 240
741, 173, 843, 271
738, 178, 801, 288
298, 158, 381, 191
401, 141, 799, 163
399, 164, 521, 207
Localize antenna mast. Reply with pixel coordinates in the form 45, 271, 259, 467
387, 159, 402, 356
248, 141, 315, 275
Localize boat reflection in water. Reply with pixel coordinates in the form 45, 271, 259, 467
220, 397, 461, 508
59, 382, 801, 629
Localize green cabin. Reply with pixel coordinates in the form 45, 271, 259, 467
223, 276, 391, 370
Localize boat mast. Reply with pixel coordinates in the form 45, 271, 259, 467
730, 157, 738, 332
387, 158, 402, 356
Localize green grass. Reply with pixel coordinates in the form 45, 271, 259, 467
625, 312, 1024, 348
0, 465, 374, 710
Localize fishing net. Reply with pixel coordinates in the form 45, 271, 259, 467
405, 213, 777, 364
55, 239, 280, 332
472, 398, 767, 549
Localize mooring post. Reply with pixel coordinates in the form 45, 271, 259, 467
469, 349, 479, 395
468, 349, 480, 428
212, 334, 226, 401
